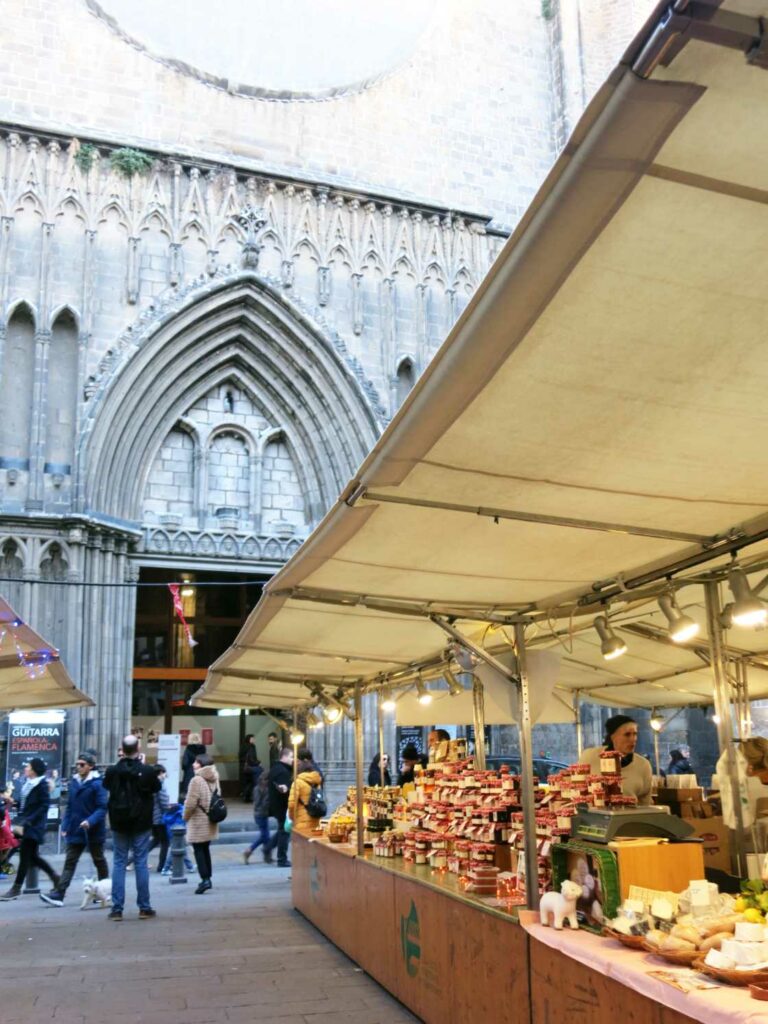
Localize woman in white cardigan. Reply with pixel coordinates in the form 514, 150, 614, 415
582, 714, 653, 805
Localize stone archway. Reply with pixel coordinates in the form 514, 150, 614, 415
78, 276, 383, 526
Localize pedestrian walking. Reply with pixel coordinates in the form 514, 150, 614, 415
243, 773, 272, 864
180, 733, 206, 798
40, 752, 109, 907
149, 764, 170, 873
267, 732, 280, 767
241, 735, 262, 802
288, 753, 323, 835
103, 735, 160, 920
183, 753, 221, 894
264, 747, 293, 868
0, 758, 60, 900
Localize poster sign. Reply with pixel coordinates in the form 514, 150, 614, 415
157, 734, 181, 803
200, 727, 213, 746
6, 709, 65, 784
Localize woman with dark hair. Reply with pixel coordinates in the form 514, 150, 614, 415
367, 753, 391, 787
180, 732, 206, 799
582, 714, 653, 805
183, 753, 220, 894
666, 749, 693, 776
0, 759, 60, 900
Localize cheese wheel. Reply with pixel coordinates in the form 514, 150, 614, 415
698, 931, 732, 953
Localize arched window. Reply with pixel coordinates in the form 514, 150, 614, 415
0, 539, 25, 610
0, 305, 35, 463
46, 309, 78, 497
395, 357, 415, 408
38, 543, 69, 647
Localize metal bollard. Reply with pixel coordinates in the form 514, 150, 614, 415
23, 863, 40, 894
169, 825, 188, 885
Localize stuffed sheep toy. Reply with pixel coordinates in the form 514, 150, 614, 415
538, 879, 582, 930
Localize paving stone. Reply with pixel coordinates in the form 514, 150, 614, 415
0, 855, 417, 1024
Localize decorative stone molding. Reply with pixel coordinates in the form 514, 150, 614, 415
138, 526, 303, 565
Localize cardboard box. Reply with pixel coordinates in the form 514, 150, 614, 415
686, 816, 731, 874
656, 787, 703, 804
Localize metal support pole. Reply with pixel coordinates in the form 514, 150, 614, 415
574, 691, 583, 758
354, 683, 365, 857
704, 581, 746, 876
515, 623, 540, 911
377, 692, 386, 785
653, 730, 661, 778
472, 677, 487, 769
292, 708, 299, 783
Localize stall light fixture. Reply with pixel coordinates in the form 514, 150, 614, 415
290, 729, 305, 745
444, 667, 464, 697
649, 709, 664, 732
380, 687, 396, 712
728, 568, 767, 628
307, 711, 323, 730
593, 615, 627, 661
416, 677, 433, 705
312, 689, 344, 724
658, 594, 699, 643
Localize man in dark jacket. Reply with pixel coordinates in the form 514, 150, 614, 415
265, 747, 293, 868
40, 751, 109, 907
0, 757, 59, 900
103, 735, 160, 920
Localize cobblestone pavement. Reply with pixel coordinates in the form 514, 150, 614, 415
0, 844, 419, 1024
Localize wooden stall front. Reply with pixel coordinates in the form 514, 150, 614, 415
292, 834, 704, 1024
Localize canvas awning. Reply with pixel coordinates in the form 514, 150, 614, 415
0, 599, 94, 711
193, 0, 768, 714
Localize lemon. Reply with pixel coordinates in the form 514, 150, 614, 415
734, 897, 748, 912
744, 907, 764, 923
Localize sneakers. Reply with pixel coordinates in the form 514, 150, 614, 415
0, 885, 21, 900
160, 867, 171, 876
107, 909, 123, 921
39, 890, 64, 907
184, 859, 195, 872
138, 908, 157, 919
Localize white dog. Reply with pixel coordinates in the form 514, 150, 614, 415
79, 877, 112, 910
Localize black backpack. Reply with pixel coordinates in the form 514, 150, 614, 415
206, 787, 227, 824
109, 770, 145, 828
304, 783, 327, 819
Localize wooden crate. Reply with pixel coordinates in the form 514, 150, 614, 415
607, 838, 704, 899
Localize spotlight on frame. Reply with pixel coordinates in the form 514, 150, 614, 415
728, 567, 767, 628
415, 677, 433, 705
658, 594, 699, 643
593, 614, 627, 661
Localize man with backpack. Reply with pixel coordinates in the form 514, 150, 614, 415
103, 735, 161, 920
264, 747, 293, 868
288, 750, 325, 834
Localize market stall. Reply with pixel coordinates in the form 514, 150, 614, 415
191, 0, 768, 1017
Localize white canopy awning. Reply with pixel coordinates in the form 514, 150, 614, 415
193, 0, 768, 714
0, 599, 94, 711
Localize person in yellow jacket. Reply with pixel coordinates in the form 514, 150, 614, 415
288, 753, 323, 835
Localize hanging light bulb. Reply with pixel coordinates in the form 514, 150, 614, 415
649, 709, 664, 732
415, 677, 433, 705
380, 687, 396, 712
658, 594, 699, 643
593, 615, 627, 661
728, 568, 767, 628
307, 710, 323, 730
444, 667, 464, 697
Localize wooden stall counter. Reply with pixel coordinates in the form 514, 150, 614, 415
293, 836, 747, 1024
292, 832, 530, 1024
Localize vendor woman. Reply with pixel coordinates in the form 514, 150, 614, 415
582, 714, 653, 805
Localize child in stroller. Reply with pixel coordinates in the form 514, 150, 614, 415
0, 783, 19, 875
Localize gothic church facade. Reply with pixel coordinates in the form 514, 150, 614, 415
0, 0, 656, 763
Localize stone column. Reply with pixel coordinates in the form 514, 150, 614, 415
26, 327, 51, 510
249, 452, 263, 534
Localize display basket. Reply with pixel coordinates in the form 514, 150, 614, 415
601, 926, 645, 950
693, 959, 768, 987
642, 941, 699, 966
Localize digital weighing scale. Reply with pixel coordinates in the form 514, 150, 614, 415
570, 804, 695, 844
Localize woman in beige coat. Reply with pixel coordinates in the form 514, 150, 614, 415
183, 754, 220, 894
